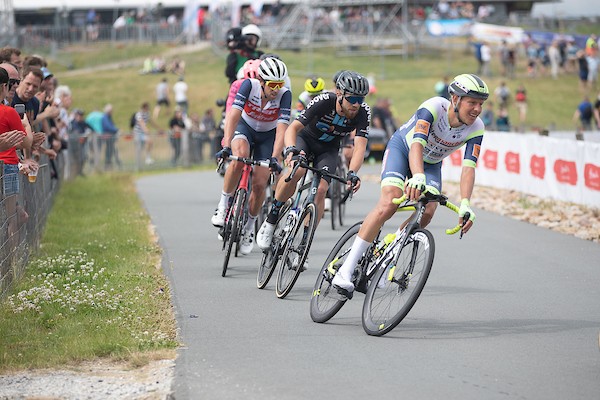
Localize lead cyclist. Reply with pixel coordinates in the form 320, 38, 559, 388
331, 73, 490, 297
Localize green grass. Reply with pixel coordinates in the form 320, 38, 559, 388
0, 174, 178, 372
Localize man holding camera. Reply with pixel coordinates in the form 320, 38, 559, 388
224, 24, 264, 84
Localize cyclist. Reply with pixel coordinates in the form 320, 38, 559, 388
225, 59, 261, 112
256, 70, 371, 253
331, 73, 489, 297
211, 57, 291, 255
295, 77, 325, 117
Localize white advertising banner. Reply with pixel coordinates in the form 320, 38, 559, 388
470, 23, 525, 45
442, 132, 600, 208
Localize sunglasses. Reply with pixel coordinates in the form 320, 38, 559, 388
344, 95, 364, 105
265, 80, 285, 90
8, 79, 20, 87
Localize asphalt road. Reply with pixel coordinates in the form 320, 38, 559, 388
136, 165, 600, 400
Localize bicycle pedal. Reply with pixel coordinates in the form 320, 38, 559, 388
333, 284, 353, 300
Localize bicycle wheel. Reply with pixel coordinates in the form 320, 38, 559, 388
310, 221, 362, 323
221, 189, 246, 277
275, 203, 317, 299
257, 203, 291, 289
337, 165, 348, 227
362, 228, 435, 336
329, 180, 339, 231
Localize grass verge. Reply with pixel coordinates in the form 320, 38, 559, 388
0, 173, 178, 373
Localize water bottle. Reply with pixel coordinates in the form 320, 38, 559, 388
372, 233, 396, 258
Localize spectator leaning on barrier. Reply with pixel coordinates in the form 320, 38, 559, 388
101, 104, 120, 169
0, 66, 36, 248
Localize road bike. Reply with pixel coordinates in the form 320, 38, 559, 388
310, 190, 467, 336
328, 146, 351, 231
219, 155, 270, 277
256, 155, 349, 298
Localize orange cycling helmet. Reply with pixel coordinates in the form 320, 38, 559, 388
242, 59, 261, 79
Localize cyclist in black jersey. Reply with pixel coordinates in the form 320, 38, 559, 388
256, 70, 372, 251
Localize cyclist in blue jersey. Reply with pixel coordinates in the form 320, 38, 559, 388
331, 73, 489, 296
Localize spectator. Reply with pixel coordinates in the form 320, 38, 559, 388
169, 56, 186, 77
565, 40, 579, 73
153, 77, 170, 119
101, 104, 120, 169
594, 92, 600, 130
577, 50, 590, 93
514, 83, 528, 132
585, 34, 599, 91
70, 109, 92, 174
0, 62, 21, 106
224, 24, 264, 84
0, 67, 34, 249
133, 102, 161, 166
481, 101, 495, 130
434, 76, 450, 100
573, 96, 594, 131
480, 42, 491, 77
548, 40, 562, 80
53, 85, 73, 179
198, 108, 216, 161
0, 47, 23, 70
197, 7, 207, 40
371, 97, 397, 140
496, 107, 511, 132
494, 81, 511, 109
173, 76, 189, 115
168, 107, 185, 166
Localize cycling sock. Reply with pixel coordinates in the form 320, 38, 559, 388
244, 214, 257, 232
337, 236, 371, 282
218, 191, 232, 209
266, 200, 285, 224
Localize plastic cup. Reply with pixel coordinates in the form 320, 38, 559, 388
28, 169, 38, 183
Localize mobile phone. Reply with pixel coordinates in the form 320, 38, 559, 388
14, 104, 25, 118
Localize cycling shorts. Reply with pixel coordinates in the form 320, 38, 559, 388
380, 132, 442, 193
232, 118, 276, 161
295, 130, 340, 184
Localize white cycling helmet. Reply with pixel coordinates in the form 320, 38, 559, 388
258, 57, 288, 81
241, 24, 262, 47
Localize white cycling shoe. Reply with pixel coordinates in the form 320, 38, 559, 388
211, 206, 226, 227
256, 220, 275, 250
332, 274, 354, 294
239, 230, 255, 255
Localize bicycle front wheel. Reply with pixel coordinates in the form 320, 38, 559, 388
222, 189, 246, 277
275, 203, 317, 299
362, 228, 435, 336
257, 203, 292, 289
310, 221, 362, 323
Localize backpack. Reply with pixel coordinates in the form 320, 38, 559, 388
130, 112, 137, 129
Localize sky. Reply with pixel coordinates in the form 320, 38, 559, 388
531, 0, 599, 18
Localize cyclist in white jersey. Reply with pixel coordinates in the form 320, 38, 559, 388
212, 57, 292, 255
332, 73, 489, 296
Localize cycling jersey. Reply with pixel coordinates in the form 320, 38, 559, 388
296, 92, 371, 143
232, 78, 292, 132
297, 90, 315, 109
398, 96, 484, 167
382, 96, 484, 192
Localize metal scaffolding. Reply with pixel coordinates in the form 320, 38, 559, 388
0, 0, 15, 46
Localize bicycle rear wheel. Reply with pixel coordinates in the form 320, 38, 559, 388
257, 203, 291, 289
221, 189, 246, 277
275, 203, 317, 299
362, 228, 435, 336
310, 221, 362, 323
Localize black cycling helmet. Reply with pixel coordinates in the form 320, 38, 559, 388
336, 70, 369, 96
448, 73, 489, 100
332, 70, 346, 85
